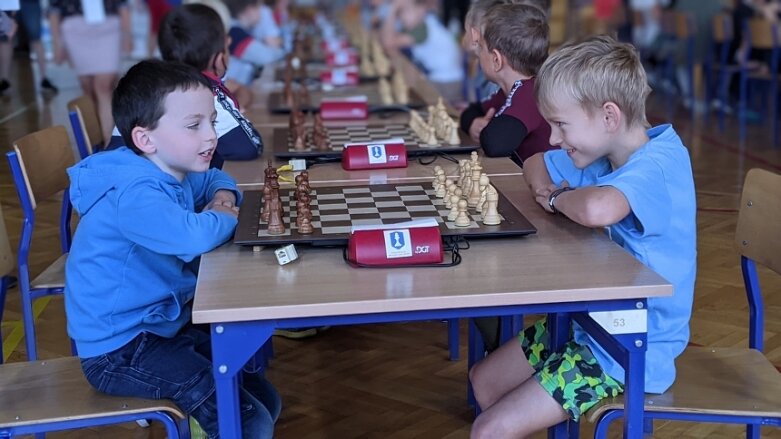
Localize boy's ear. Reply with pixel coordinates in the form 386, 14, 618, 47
131, 126, 156, 155
491, 48, 504, 72
601, 101, 622, 132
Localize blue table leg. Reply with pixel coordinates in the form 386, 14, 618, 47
547, 313, 571, 439
573, 305, 648, 439
211, 321, 274, 438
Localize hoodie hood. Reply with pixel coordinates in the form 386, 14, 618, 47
68, 147, 179, 215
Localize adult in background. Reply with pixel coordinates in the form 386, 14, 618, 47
49, 0, 131, 142
1, 0, 58, 94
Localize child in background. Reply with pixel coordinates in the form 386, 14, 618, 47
469, 36, 696, 437
223, 0, 286, 87
66, 59, 281, 439
107, 3, 263, 165
459, 3, 553, 166
381, 0, 463, 102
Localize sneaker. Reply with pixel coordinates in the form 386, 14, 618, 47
40, 78, 58, 94
273, 327, 318, 339
0, 79, 9, 94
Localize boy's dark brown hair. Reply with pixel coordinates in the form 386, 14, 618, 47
158, 4, 226, 72
481, 3, 549, 76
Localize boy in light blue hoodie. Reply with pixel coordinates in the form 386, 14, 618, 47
65, 59, 280, 439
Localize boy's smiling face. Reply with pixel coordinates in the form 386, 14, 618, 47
140, 85, 217, 180
543, 94, 612, 169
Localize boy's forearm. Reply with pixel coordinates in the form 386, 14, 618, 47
552, 186, 631, 228
523, 153, 553, 193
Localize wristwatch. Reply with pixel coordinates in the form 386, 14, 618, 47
547, 187, 575, 214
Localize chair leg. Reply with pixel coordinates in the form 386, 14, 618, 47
447, 319, 459, 361
178, 415, 192, 439
0, 276, 9, 364
644, 417, 654, 435
747, 424, 760, 439
21, 288, 39, 361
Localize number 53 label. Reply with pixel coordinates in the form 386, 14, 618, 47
589, 310, 647, 334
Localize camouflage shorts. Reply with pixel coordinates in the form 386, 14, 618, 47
519, 319, 624, 421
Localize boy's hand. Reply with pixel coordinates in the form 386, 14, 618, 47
205, 190, 239, 218
535, 181, 569, 213
469, 107, 495, 141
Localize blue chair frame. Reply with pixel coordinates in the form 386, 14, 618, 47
6, 126, 74, 360
592, 168, 781, 439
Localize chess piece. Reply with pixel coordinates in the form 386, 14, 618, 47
392, 70, 409, 105
467, 168, 482, 207
432, 167, 444, 189
447, 195, 460, 221
476, 174, 490, 213
298, 215, 314, 234
378, 77, 393, 105
296, 193, 311, 227
444, 180, 455, 207
267, 193, 286, 235
293, 133, 306, 150
470, 150, 479, 165
425, 125, 438, 146
482, 187, 502, 225
454, 199, 471, 227
435, 174, 447, 198
261, 184, 272, 222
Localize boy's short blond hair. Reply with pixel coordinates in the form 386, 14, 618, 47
481, 4, 549, 76
535, 35, 651, 129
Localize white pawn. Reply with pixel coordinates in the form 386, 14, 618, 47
448, 195, 460, 220
435, 174, 447, 197
425, 125, 438, 145
447, 120, 461, 145
482, 187, 502, 225
476, 175, 490, 213
453, 187, 463, 200
454, 199, 471, 227
444, 180, 455, 207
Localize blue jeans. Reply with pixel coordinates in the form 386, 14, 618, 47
80, 324, 281, 438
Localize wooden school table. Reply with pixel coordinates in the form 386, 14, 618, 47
193, 175, 672, 438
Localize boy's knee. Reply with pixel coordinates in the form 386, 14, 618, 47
468, 363, 489, 407
470, 413, 506, 439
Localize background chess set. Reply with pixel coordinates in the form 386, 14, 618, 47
267, 83, 427, 113
234, 183, 536, 246
272, 124, 478, 159
274, 64, 380, 83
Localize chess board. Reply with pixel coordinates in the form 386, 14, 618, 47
267, 83, 426, 114
272, 124, 478, 159
234, 183, 536, 246
274, 64, 379, 83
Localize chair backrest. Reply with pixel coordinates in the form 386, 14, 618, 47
67, 96, 104, 157
746, 18, 780, 51
8, 125, 76, 256
735, 168, 781, 276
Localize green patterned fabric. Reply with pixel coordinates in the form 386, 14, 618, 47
518, 319, 624, 421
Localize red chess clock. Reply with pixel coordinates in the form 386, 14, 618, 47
326, 48, 359, 67
320, 96, 368, 120
347, 221, 443, 266
342, 139, 408, 170
321, 38, 349, 53
321, 67, 360, 86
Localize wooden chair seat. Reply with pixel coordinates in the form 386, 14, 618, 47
0, 356, 185, 428
587, 346, 781, 423
30, 253, 67, 290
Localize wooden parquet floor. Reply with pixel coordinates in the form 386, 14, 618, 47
2, 56, 781, 438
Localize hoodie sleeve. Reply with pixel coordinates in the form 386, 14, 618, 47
187, 169, 243, 210
116, 178, 238, 261
229, 26, 285, 66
